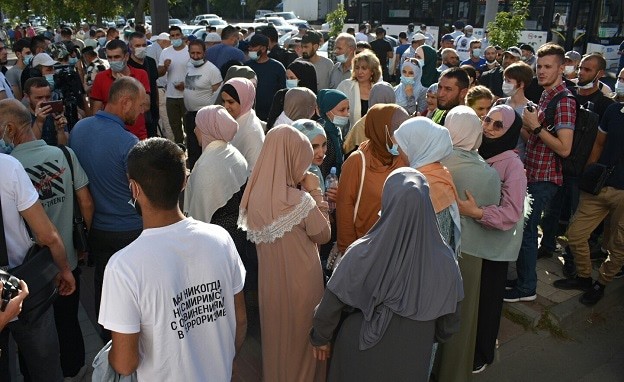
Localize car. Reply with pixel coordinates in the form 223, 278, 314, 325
192, 14, 221, 25
168, 18, 184, 26
254, 16, 297, 35
265, 12, 306, 25
126, 16, 152, 27
204, 19, 228, 29
255, 10, 273, 19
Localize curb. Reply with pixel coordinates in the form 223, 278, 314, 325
505, 277, 624, 331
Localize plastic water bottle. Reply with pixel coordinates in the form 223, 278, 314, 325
325, 167, 339, 213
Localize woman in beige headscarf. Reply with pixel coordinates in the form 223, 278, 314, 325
273, 87, 317, 126
238, 125, 330, 382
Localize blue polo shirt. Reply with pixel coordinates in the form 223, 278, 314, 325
205, 44, 245, 72
69, 111, 142, 231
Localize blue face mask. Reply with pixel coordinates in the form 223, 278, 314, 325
23, 54, 33, 66
400, 75, 415, 85
331, 113, 349, 128
44, 74, 55, 88
190, 58, 204, 67
0, 128, 13, 154
171, 39, 183, 48
109, 60, 126, 72
385, 125, 399, 156
248, 51, 259, 61
286, 79, 298, 88
98, 37, 107, 47
68, 57, 78, 65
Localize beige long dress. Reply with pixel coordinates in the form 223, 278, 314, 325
256, 190, 330, 382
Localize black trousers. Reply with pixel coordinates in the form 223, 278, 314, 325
89, 228, 142, 341
474, 259, 508, 366
53, 267, 84, 377
184, 111, 202, 171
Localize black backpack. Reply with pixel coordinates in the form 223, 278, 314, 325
544, 92, 599, 177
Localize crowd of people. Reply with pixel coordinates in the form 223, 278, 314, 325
0, 17, 623, 382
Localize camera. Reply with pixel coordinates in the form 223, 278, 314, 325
0, 270, 21, 312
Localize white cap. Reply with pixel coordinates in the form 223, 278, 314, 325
411, 33, 426, 42
464, 25, 474, 30
204, 32, 221, 42
32, 53, 59, 67
156, 32, 170, 41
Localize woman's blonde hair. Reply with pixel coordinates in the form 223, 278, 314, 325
465, 85, 494, 107
350, 50, 382, 84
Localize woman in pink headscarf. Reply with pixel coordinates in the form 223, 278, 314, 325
220, 77, 265, 170
184, 105, 253, 285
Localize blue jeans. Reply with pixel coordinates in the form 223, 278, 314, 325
540, 176, 580, 262
516, 181, 560, 294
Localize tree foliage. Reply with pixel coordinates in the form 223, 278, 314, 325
486, 0, 529, 49
326, 2, 347, 38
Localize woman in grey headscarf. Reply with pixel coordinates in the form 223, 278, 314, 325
343, 81, 395, 154
208, 65, 257, 105
310, 168, 463, 382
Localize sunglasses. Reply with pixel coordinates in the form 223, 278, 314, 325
482, 115, 504, 130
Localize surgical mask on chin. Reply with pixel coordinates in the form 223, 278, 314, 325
190, 59, 205, 67
44, 74, 55, 88
248, 51, 259, 61
400, 75, 415, 85
471, 48, 482, 58
563, 66, 576, 75
171, 39, 183, 48
577, 73, 599, 90
110, 60, 126, 73
335, 53, 347, 63
0, 139, 13, 154
385, 126, 399, 156
286, 79, 298, 88
501, 81, 517, 97
134, 47, 147, 59
615, 81, 624, 96
23, 54, 33, 66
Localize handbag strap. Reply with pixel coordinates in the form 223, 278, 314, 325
0, 194, 9, 267
59, 145, 83, 222
353, 150, 366, 223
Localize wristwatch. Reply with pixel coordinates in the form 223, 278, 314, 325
532, 126, 543, 135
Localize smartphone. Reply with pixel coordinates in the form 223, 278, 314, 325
40, 100, 64, 114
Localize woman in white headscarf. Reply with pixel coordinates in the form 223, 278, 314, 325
435, 106, 501, 381
310, 168, 463, 381
394, 60, 427, 115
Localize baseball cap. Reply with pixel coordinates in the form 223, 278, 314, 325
411, 33, 426, 42
441, 34, 454, 42
156, 32, 170, 41
519, 43, 534, 53
565, 50, 581, 62
249, 33, 269, 47
32, 53, 59, 67
504, 46, 522, 59
204, 32, 221, 42
301, 31, 321, 45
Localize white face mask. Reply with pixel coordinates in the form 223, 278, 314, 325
501, 81, 518, 97
577, 73, 599, 90
415, 58, 425, 68
134, 47, 147, 59
563, 66, 576, 75
615, 81, 624, 96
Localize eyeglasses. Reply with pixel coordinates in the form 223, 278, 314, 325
482, 115, 504, 130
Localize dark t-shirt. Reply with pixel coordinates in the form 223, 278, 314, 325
128, 56, 160, 137
245, 58, 286, 122
598, 102, 624, 189
480, 66, 504, 97
370, 39, 393, 69
574, 90, 615, 123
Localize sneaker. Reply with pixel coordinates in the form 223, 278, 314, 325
503, 288, 537, 302
580, 282, 605, 306
562, 260, 577, 279
505, 279, 517, 290
613, 267, 624, 279
472, 362, 487, 374
553, 276, 592, 291
537, 246, 553, 259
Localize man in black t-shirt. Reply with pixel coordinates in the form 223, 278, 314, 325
370, 27, 393, 82
127, 32, 159, 138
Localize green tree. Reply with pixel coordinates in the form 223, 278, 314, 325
326, 2, 347, 38
486, 0, 529, 49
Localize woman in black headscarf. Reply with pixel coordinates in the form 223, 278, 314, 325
266, 61, 319, 129
310, 168, 464, 382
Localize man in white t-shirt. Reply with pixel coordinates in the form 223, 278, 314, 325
99, 138, 247, 380
157, 26, 189, 144
183, 39, 222, 169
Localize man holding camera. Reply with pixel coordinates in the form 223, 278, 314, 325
6, 96, 94, 379
0, 99, 76, 381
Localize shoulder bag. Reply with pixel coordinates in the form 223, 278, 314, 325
59, 145, 90, 252
0, 197, 59, 324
